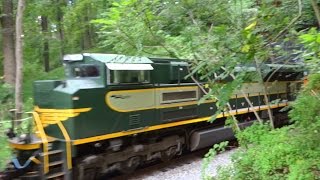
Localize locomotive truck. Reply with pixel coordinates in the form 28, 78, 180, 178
1, 53, 303, 179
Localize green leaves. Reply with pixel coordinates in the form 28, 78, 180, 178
216, 68, 320, 179
299, 28, 320, 45
92, 0, 240, 57
299, 28, 320, 73
0, 82, 13, 170
241, 44, 251, 53
244, 20, 257, 31
216, 123, 320, 180
201, 141, 229, 180
0, 83, 14, 121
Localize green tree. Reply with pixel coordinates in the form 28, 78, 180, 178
214, 30, 320, 178
63, 0, 110, 53
0, 0, 16, 86
93, 0, 313, 126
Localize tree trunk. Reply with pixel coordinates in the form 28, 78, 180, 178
15, 0, 26, 120
56, 0, 66, 58
1, 0, 16, 86
83, 22, 92, 50
41, 16, 50, 72
311, 0, 320, 27
82, 6, 92, 50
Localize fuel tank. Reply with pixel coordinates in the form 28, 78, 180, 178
190, 121, 254, 151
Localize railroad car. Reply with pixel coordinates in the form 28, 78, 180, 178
1, 53, 304, 180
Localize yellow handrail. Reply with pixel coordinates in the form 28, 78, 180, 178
57, 121, 72, 169
30, 112, 49, 174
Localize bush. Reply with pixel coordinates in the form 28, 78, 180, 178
0, 82, 14, 120
0, 82, 13, 170
214, 74, 320, 180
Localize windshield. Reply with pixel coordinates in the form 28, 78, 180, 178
72, 65, 100, 78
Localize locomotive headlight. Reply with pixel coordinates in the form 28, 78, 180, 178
72, 96, 80, 101
19, 134, 27, 139
94, 143, 102, 148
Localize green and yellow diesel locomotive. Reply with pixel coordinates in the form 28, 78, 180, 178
2, 53, 303, 179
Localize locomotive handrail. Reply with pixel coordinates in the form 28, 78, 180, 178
56, 121, 72, 170
0, 117, 32, 123
3, 113, 35, 142
29, 111, 49, 174
30, 111, 72, 171
156, 82, 199, 87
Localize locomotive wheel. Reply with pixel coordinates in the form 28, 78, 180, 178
120, 156, 141, 174
0, 171, 11, 180
1, 167, 22, 180
75, 167, 97, 180
20, 171, 40, 180
84, 168, 97, 180
160, 146, 177, 162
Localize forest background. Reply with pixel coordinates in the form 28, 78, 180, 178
0, 0, 320, 179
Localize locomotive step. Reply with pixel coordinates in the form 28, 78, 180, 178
49, 160, 64, 167
40, 150, 63, 156
46, 172, 65, 179
19, 171, 40, 179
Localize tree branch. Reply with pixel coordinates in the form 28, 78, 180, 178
311, 90, 320, 100
311, 0, 320, 27
118, 28, 166, 56
221, 67, 263, 124
226, 103, 241, 132
272, 0, 302, 42
142, 10, 179, 58
254, 58, 274, 129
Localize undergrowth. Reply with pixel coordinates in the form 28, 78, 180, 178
0, 83, 13, 170
211, 74, 320, 180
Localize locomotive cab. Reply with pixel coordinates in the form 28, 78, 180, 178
63, 53, 155, 87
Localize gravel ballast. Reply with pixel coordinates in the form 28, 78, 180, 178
125, 149, 236, 180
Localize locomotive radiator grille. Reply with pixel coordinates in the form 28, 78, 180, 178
129, 114, 141, 126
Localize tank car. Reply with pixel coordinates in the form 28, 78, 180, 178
1, 53, 304, 179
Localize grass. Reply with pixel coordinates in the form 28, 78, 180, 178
0, 121, 11, 171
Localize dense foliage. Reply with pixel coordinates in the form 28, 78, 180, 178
213, 74, 320, 180
0, 82, 13, 169
92, 0, 317, 126
211, 27, 320, 180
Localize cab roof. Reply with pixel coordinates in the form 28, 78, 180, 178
63, 53, 153, 64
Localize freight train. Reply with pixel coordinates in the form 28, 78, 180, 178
1, 53, 304, 179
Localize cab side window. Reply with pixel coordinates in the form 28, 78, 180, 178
110, 70, 150, 84
73, 65, 99, 78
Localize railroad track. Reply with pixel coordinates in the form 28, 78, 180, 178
104, 141, 238, 180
